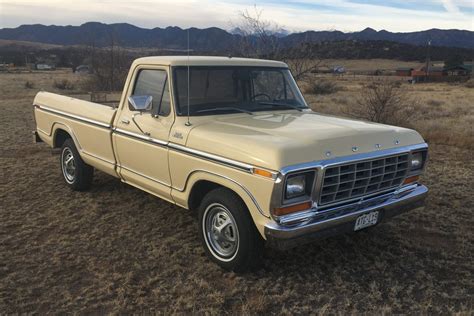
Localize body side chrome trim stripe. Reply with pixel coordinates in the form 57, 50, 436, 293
35, 104, 112, 129
113, 128, 258, 173
168, 142, 255, 173
35, 103, 269, 175
113, 128, 168, 146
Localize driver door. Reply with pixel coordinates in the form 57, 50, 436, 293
113, 66, 174, 202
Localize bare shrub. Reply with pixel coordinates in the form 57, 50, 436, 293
231, 6, 281, 58
54, 79, 74, 90
427, 99, 443, 107
232, 6, 322, 81
305, 80, 341, 95
24, 81, 34, 89
343, 80, 417, 126
81, 31, 131, 92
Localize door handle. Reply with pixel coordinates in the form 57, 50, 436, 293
121, 119, 130, 125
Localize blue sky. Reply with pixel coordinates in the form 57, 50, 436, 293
0, 0, 473, 32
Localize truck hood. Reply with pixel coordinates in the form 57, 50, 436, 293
185, 111, 425, 171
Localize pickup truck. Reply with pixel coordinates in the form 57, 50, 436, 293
33, 56, 428, 271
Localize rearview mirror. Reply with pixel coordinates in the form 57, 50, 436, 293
128, 95, 152, 111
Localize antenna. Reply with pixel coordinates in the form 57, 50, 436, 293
185, 28, 192, 126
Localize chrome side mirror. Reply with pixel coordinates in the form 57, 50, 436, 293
128, 95, 153, 111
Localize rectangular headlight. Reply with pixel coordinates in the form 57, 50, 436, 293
284, 171, 315, 200
410, 152, 423, 171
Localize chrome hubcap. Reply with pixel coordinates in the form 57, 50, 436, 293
204, 203, 239, 260
61, 147, 76, 183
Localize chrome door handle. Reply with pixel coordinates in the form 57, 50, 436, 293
121, 119, 130, 125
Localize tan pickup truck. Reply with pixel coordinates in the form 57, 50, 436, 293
33, 56, 428, 271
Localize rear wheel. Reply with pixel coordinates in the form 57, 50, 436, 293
60, 138, 93, 191
198, 187, 264, 272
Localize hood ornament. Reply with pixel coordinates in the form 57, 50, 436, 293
394, 139, 400, 145
352, 146, 359, 152
374, 143, 382, 149
325, 151, 332, 157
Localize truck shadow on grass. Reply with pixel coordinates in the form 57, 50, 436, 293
89, 170, 428, 280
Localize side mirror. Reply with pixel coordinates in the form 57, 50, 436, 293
128, 95, 153, 111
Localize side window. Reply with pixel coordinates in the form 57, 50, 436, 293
131, 69, 171, 116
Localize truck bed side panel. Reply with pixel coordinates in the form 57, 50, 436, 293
33, 91, 118, 177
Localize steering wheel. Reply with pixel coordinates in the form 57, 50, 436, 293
252, 93, 272, 101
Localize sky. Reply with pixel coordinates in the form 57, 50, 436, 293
0, 0, 473, 32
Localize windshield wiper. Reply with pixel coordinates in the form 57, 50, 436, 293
195, 107, 253, 115
257, 101, 306, 112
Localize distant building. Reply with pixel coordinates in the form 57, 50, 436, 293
36, 63, 55, 70
396, 67, 414, 76
411, 65, 447, 82
0, 63, 14, 71
445, 64, 473, 77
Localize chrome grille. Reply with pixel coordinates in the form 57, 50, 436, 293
319, 154, 409, 206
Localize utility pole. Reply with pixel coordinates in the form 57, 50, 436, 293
425, 40, 431, 81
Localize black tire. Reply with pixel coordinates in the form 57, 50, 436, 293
60, 138, 93, 191
198, 187, 264, 272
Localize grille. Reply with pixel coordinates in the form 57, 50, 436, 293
319, 154, 410, 206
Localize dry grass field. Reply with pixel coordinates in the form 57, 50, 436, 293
0, 64, 473, 314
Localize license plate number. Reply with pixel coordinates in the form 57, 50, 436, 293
354, 211, 379, 231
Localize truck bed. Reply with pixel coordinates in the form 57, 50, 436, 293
34, 91, 117, 127
34, 91, 118, 177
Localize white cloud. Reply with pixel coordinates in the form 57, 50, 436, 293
0, 0, 472, 31
440, 0, 461, 14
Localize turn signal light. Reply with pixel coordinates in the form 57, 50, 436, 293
254, 168, 274, 178
403, 175, 419, 185
273, 201, 312, 216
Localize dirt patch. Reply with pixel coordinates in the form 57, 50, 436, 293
0, 71, 473, 314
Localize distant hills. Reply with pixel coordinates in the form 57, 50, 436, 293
0, 22, 473, 50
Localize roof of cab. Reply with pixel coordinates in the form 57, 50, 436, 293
133, 56, 288, 68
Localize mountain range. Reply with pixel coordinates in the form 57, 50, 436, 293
0, 22, 473, 50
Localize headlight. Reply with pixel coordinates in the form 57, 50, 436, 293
284, 171, 315, 200
286, 174, 306, 199
410, 152, 423, 170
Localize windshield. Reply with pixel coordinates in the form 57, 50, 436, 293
173, 66, 307, 116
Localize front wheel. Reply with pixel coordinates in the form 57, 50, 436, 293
198, 187, 264, 272
60, 138, 93, 191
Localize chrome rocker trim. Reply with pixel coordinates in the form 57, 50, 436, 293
264, 184, 428, 250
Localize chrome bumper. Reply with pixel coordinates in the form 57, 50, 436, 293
264, 184, 428, 250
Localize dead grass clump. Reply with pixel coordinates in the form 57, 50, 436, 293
332, 96, 349, 105
305, 80, 341, 95
465, 79, 474, 88
24, 81, 34, 89
54, 79, 74, 90
343, 80, 416, 126
426, 99, 443, 107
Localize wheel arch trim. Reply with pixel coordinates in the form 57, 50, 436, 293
175, 169, 270, 220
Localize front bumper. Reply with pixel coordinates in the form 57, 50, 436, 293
265, 184, 428, 250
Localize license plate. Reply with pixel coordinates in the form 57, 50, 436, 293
354, 211, 379, 231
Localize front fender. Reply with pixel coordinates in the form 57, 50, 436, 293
171, 169, 271, 238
